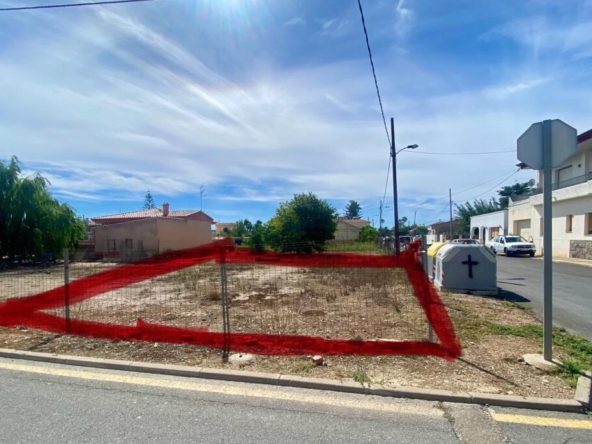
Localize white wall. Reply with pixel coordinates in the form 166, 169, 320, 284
510, 195, 592, 258
531, 196, 592, 257
470, 210, 508, 242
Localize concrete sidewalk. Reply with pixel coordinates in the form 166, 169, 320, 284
532, 256, 592, 267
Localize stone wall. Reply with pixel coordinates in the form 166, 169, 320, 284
570, 240, 592, 260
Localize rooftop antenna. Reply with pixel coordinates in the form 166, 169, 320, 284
199, 185, 205, 211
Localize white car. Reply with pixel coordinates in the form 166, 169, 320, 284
489, 235, 536, 257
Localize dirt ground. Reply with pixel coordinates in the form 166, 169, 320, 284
0, 263, 577, 399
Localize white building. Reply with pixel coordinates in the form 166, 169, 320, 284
470, 210, 508, 244
508, 127, 592, 259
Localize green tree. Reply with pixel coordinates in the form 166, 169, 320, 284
143, 191, 156, 210
344, 200, 362, 219
231, 219, 253, 237
378, 226, 392, 237
398, 217, 410, 235
267, 192, 338, 253
358, 226, 379, 242
244, 220, 267, 251
0, 156, 86, 260
411, 225, 428, 235
454, 198, 501, 235
497, 182, 535, 209
222, 227, 231, 236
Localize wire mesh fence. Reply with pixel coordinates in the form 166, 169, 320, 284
0, 238, 458, 359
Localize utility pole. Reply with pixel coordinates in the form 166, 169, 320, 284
449, 188, 453, 241
379, 200, 383, 231
199, 184, 205, 211
391, 118, 400, 255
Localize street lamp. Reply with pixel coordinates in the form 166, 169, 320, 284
391, 117, 418, 254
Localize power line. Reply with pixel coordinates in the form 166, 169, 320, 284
382, 157, 391, 204
452, 168, 520, 196
455, 169, 520, 204
356, 0, 390, 147
0, 0, 153, 11
407, 149, 515, 155
427, 203, 451, 225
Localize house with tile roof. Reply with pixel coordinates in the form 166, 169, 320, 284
91, 203, 214, 225
333, 217, 371, 242
91, 203, 214, 260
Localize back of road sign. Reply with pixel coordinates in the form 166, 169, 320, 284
517, 119, 578, 169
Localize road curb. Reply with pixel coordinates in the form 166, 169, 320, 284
575, 371, 591, 410
0, 348, 584, 413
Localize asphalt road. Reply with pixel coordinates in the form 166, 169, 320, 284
496, 256, 592, 341
1, 358, 591, 444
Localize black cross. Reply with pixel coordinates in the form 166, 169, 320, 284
462, 254, 479, 279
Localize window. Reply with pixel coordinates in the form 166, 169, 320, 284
587, 213, 592, 235
125, 239, 133, 250
566, 215, 573, 233
107, 239, 116, 252
557, 165, 573, 184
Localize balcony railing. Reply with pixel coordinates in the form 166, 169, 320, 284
528, 172, 592, 196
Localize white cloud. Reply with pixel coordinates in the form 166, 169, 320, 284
485, 16, 592, 57
1, 3, 591, 226
284, 16, 306, 27
395, 0, 415, 37
317, 18, 352, 38
482, 77, 551, 100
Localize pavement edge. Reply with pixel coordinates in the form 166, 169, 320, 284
0, 348, 584, 413
575, 371, 591, 410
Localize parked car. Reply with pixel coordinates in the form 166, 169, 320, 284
489, 235, 536, 257
451, 239, 480, 245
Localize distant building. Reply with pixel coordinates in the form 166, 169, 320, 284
91, 203, 214, 259
333, 218, 370, 242
510, 127, 592, 259
427, 220, 462, 244
215, 222, 238, 236
470, 210, 509, 244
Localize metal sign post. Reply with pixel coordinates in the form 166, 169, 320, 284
517, 119, 577, 362
542, 121, 553, 361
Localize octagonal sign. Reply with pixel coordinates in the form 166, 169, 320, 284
517, 122, 543, 169
517, 120, 578, 170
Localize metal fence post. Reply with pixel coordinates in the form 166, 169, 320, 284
420, 235, 434, 342
219, 247, 230, 362
64, 248, 70, 333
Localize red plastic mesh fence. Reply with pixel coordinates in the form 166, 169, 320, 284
0, 239, 460, 359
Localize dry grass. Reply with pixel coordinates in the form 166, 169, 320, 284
6, 263, 426, 342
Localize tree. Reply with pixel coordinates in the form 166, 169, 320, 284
222, 227, 232, 236
454, 198, 501, 235
497, 182, 535, 209
244, 220, 267, 251
358, 226, 379, 242
231, 219, 253, 237
143, 191, 156, 210
344, 200, 362, 219
398, 217, 410, 235
0, 156, 86, 260
412, 225, 428, 235
378, 226, 392, 237
267, 193, 338, 253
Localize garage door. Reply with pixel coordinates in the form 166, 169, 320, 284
516, 219, 531, 240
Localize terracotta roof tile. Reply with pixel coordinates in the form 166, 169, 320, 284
92, 209, 213, 223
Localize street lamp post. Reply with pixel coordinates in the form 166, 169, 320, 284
391, 117, 418, 255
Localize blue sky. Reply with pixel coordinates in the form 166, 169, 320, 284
1, 0, 591, 227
